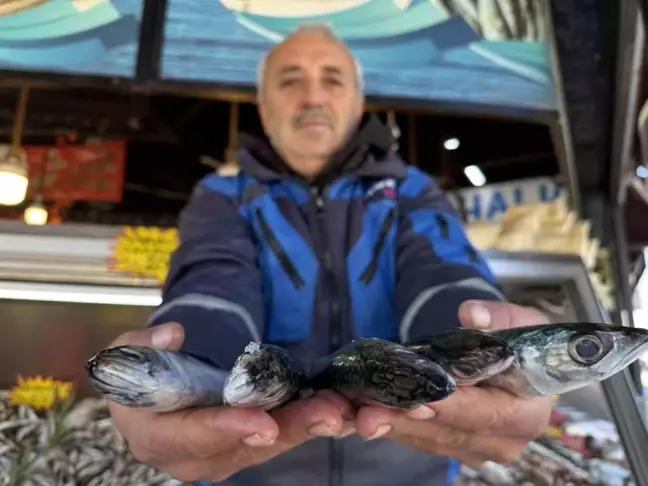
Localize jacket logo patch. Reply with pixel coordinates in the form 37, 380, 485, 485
366, 179, 397, 200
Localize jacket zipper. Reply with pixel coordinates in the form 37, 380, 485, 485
359, 207, 396, 285
310, 186, 344, 486
311, 187, 342, 352
256, 208, 305, 289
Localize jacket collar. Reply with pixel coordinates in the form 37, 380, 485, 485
236, 113, 408, 185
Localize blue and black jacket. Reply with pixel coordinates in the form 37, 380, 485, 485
149, 115, 505, 486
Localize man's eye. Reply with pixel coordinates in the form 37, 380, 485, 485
280, 79, 299, 87
324, 78, 342, 86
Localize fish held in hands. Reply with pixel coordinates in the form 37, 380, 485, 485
407, 328, 516, 386
86, 345, 228, 412
308, 338, 457, 410
86, 342, 306, 412
485, 323, 648, 397
223, 342, 307, 410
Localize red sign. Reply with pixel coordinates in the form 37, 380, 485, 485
24, 140, 126, 203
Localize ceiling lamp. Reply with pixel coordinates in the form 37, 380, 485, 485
1, 86, 31, 206
0, 151, 28, 206
444, 138, 460, 151
464, 165, 487, 187
24, 196, 48, 226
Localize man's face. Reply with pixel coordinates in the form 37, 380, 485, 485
258, 32, 365, 179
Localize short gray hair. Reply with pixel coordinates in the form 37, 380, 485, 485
256, 23, 365, 102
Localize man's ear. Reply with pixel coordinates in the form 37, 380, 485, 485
356, 95, 366, 117
257, 101, 269, 133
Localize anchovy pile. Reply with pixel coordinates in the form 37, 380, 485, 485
456, 442, 599, 486
0, 393, 181, 486
86, 323, 648, 413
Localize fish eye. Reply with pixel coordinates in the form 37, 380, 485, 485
568, 334, 605, 365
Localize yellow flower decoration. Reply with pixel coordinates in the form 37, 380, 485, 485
110, 226, 179, 283
544, 425, 563, 438
9, 375, 73, 411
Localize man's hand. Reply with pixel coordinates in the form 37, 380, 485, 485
354, 300, 554, 465
105, 323, 355, 482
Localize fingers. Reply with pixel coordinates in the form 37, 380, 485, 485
110, 404, 279, 467
458, 300, 550, 331
411, 387, 553, 438
272, 390, 355, 445
388, 423, 529, 465
355, 406, 528, 464
168, 391, 354, 483
110, 321, 185, 350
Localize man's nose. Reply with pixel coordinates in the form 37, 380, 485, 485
302, 81, 328, 105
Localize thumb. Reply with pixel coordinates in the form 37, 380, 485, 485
458, 300, 550, 331
110, 321, 185, 351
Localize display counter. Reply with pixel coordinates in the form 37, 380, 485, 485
0, 222, 646, 485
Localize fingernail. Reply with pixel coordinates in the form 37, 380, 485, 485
406, 406, 436, 420
151, 326, 173, 348
336, 421, 356, 439
367, 424, 392, 440
308, 422, 340, 437
243, 434, 275, 447
470, 305, 492, 329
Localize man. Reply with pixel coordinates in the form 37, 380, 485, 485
107, 24, 553, 486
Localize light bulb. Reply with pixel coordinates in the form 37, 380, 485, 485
0, 151, 29, 206
0, 170, 28, 205
24, 202, 48, 226
464, 165, 486, 187
444, 138, 460, 151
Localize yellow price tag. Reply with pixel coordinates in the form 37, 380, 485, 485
111, 226, 179, 283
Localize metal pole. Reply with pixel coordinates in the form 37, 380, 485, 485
135, 0, 168, 82
611, 202, 644, 395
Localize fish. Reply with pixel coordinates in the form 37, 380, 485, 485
87, 338, 457, 413
406, 329, 516, 386
223, 341, 307, 410
482, 323, 648, 397
306, 337, 457, 409
86, 345, 227, 412
85, 342, 305, 412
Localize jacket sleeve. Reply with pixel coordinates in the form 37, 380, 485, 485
148, 174, 264, 369
396, 167, 506, 343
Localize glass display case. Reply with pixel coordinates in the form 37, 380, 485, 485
455, 251, 648, 486
0, 223, 647, 485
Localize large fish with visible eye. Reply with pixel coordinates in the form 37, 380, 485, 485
481, 323, 648, 397
86, 323, 647, 412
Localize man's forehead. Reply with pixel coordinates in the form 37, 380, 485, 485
266, 34, 355, 75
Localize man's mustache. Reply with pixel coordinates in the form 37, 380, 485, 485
292, 109, 334, 127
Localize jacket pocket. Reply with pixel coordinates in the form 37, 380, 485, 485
360, 207, 397, 285
256, 208, 305, 289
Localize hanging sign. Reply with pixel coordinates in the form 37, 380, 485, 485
448, 177, 563, 223
110, 226, 179, 284
18, 140, 126, 203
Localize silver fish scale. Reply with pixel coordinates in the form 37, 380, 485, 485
0, 395, 184, 486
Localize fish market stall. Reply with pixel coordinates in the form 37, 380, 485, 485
0, 221, 647, 485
